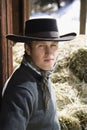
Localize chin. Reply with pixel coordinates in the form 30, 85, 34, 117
42, 66, 53, 71
38, 64, 54, 71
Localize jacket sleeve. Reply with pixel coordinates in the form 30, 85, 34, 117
0, 87, 34, 130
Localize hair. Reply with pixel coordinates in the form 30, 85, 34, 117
25, 41, 33, 48
24, 40, 33, 55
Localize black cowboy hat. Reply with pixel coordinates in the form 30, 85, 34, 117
6, 18, 76, 42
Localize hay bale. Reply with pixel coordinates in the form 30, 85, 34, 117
51, 69, 70, 83
71, 82, 87, 103
13, 43, 24, 69
59, 114, 81, 130
69, 49, 87, 82
59, 103, 87, 130
53, 83, 79, 110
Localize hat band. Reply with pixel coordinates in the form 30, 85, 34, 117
26, 31, 59, 38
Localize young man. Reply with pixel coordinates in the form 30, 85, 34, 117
0, 18, 76, 130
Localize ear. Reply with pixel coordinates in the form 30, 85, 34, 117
24, 43, 30, 55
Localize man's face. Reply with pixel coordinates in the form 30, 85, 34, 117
25, 41, 58, 70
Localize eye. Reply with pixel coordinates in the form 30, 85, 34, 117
51, 43, 58, 50
38, 44, 45, 48
39, 44, 44, 47
51, 43, 58, 47
52, 44, 57, 46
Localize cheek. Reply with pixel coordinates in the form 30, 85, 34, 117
31, 50, 43, 62
54, 51, 58, 60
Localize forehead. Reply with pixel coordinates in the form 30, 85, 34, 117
32, 41, 58, 45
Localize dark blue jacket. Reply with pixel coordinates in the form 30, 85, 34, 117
0, 62, 60, 130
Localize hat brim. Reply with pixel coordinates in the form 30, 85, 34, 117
6, 32, 76, 43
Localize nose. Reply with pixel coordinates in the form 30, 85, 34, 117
45, 46, 53, 55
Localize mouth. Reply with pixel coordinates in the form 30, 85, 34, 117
44, 59, 54, 62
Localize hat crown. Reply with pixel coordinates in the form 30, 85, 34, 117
25, 18, 59, 38
6, 18, 76, 42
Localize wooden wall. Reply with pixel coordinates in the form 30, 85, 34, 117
0, 0, 29, 106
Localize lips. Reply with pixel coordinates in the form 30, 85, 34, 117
44, 59, 54, 62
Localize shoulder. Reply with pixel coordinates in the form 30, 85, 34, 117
3, 64, 38, 99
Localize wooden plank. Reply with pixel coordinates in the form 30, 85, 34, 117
12, 0, 20, 35
80, 0, 87, 34
7, 0, 13, 78
0, 0, 30, 106
12, 0, 30, 35
22, 0, 30, 31
0, 0, 13, 93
